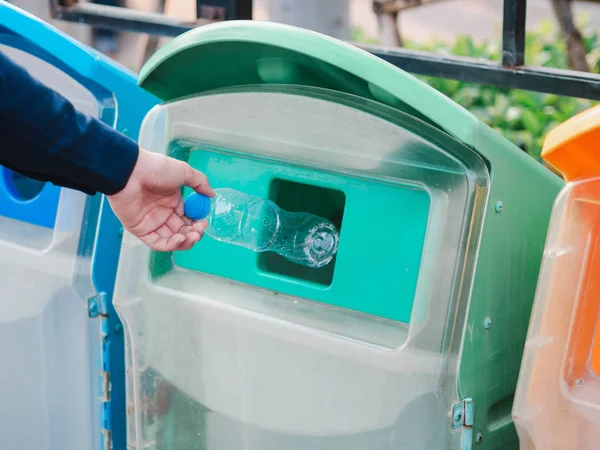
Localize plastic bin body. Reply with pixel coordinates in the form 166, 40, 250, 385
513, 105, 600, 450
113, 21, 561, 449
0, 3, 157, 449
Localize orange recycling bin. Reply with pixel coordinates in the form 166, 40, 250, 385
513, 104, 600, 450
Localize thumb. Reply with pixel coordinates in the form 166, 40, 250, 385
182, 162, 214, 197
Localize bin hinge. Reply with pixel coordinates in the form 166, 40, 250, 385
452, 398, 473, 450
88, 293, 113, 450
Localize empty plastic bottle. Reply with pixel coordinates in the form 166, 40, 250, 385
184, 188, 339, 268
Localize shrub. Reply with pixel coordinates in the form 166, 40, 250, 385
353, 17, 598, 159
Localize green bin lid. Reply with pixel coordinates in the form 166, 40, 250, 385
139, 21, 482, 147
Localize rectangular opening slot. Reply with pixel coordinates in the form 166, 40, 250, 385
259, 179, 345, 286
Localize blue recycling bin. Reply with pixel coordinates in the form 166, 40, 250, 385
0, 3, 157, 449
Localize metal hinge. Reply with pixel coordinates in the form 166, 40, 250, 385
88, 293, 112, 450
452, 398, 473, 450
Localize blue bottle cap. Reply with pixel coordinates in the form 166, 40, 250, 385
184, 192, 211, 221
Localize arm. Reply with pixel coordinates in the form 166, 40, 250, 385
0, 50, 137, 195
0, 50, 214, 251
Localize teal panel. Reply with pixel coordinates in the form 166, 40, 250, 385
173, 140, 430, 323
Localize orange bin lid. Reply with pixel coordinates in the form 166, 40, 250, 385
542, 104, 600, 182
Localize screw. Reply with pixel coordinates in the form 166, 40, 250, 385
484, 318, 492, 330
475, 433, 483, 444
495, 201, 503, 213
454, 411, 462, 423
114, 323, 123, 334
576, 379, 584, 386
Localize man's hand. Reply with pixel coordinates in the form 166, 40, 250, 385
108, 149, 214, 252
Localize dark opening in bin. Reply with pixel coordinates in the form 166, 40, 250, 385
3, 168, 46, 202
260, 178, 345, 286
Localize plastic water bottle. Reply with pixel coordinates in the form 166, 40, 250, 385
184, 188, 339, 268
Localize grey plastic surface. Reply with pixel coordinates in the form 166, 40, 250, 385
0, 47, 103, 450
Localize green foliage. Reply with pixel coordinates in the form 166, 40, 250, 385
353, 18, 599, 159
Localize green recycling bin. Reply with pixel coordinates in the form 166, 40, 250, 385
113, 21, 561, 450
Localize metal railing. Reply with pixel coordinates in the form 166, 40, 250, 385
49, 0, 600, 100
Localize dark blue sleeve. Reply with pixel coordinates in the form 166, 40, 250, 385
0, 50, 139, 196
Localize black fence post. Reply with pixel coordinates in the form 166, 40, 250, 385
502, 0, 527, 68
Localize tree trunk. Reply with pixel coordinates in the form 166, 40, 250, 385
373, 1, 402, 47
550, 0, 590, 72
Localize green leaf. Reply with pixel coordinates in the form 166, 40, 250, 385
495, 93, 510, 111
471, 107, 494, 124
510, 90, 541, 110
453, 35, 477, 57
451, 87, 480, 108
520, 109, 543, 136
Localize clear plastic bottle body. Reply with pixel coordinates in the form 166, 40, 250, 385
207, 189, 280, 251
197, 188, 339, 268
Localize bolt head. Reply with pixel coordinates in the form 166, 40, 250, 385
475, 433, 483, 444
484, 318, 492, 330
495, 201, 503, 213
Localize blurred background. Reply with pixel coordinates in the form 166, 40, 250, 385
6, 0, 600, 159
